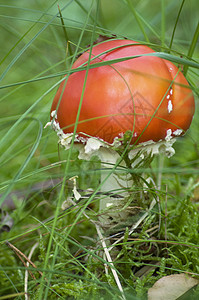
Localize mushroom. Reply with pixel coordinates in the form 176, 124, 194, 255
47, 39, 195, 232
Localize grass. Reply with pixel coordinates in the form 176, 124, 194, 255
0, 0, 199, 299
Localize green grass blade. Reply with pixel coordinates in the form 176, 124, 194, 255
183, 21, 199, 75
0, 1, 57, 66
125, 0, 150, 42
0, 118, 43, 207
38, 1, 98, 298
57, 4, 73, 56
0, 50, 198, 91
169, 0, 185, 52
0, 1, 73, 82
161, 0, 165, 50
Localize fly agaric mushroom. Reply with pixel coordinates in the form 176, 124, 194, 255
47, 39, 195, 231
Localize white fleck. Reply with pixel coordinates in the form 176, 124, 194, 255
59, 133, 76, 148
84, 138, 103, 154
44, 121, 52, 128
112, 136, 122, 147
61, 198, 72, 210
169, 67, 173, 72
173, 129, 183, 136
170, 88, 173, 95
168, 100, 173, 113
166, 95, 170, 99
44, 110, 58, 129
165, 129, 172, 141
129, 140, 156, 162
165, 144, 175, 157
51, 110, 57, 119
70, 176, 81, 201
139, 140, 155, 146
140, 153, 144, 160
163, 129, 176, 157
78, 142, 120, 163
106, 203, 113, 208
78, 136, 87, 144
128, 135, 176, 164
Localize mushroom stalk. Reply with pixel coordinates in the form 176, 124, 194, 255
98, 150, 133, 228
76, 135, 176, 233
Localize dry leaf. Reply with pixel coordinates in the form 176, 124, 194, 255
148, 273, 199, 300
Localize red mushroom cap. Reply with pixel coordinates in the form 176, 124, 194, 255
51, 39, 195, 145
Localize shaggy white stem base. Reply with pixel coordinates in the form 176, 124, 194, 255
99, 158, 133, 227
76, 137, 177, 232
87, 147, 131, 227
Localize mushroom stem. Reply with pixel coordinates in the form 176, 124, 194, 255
95, 136, 177, 234
76, 142, 135, 231
99, 152, 133, 228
